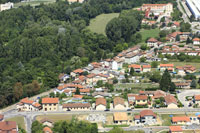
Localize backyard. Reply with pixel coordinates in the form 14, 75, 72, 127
87, 13, 119, 35
36, 114, 74, 122
6, 116, 26, 130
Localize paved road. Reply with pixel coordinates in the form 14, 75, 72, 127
177, 89, 200, 108
177, 0, 189, 23
4, 108, 200, 133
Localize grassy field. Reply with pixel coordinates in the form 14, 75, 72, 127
36, 114, 74, 122
14, 0, 56, 8
139, 28, 160, 42
114, 83, 159, 91
169, 61, 200, 69
6, 116, 26, 130
87, 13, 119, 35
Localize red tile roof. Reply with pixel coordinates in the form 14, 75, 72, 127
42, 98, 59, 104
169, 126, 182, 132
80, 89, 90, 93
63, 103, 90, 108
128, 64, 141, 69
172, 116, 190, 123
140, 110, 156, 117
193, 38, 200, 41
20, 97, 34, 104
135, 95, 148, 100
32, 103, 41, 108
160, 64, 174, 67
43, 127, 53, 133
73, 95, 83, 99
87, 73, 96, 78
113, 97, 124, 107
73, 69, 84, 73
96, 98, 106, 106
164, 95, 177, 105
0, 121, 17, 132
143, 65, 151, 68
147, 38, 158, 42
195, 95, 200, 101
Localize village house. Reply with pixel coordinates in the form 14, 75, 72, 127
40, 118, 54, 127
147, 38, 158, 47
0, 121, 18, 132
141, 3, 173, 17
169, 126, 183, 133
70, 69, 84, 78
135, 95, 148, 106
134, 110, 157, 125
42, 98, 59, 111
176, 66, 186, 76
193, 38, 200, 45
54, 84, 84, 94
152, 90, 167, 100
92, 92, 110, 98
86, 73, 109, 85
142, 64, 151, 72
113, 97, 126, 110
172, 21, 180, 29
95, 98, 107, 111
16, 97, 41, 112
63, 89, 72, 96
128, 94, 137, 107
62, 103, 91, 111
125, 53, 140, 64
43, 127, 53, 133
128, 64, 142, 73
175, 82, 190, 89
164, 94, 178, 108
113, 112, 129, 125
172, 116, 191, 125
80, 88, 90, 95
194, 95, 200, 105
58, 73, 70, 82
159, 64, 174, 72
139, 90, 154, 97
112, 58, 124, 70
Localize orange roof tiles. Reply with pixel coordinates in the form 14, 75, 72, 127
128, 64, 141, 69
80, 89, 90, 93
164, 95, 177, 105
113, 97, 124, 107
169, 126, 182, 132
96, 98, 106, 106
195, 95, 200, 101
43, 127, 53, 133
172, 116, 190, 123
87, 73, 96, 78
135, 95, 148, 100
0, 121, 17, 132
73, 69, 84, 73
193, 38, 200, 41
42, 98, 59, 104
20, 98, 34, 104
147, 38, 158, 42
143, 65, 151, 68
32, 103, 41, 108
160, 64, 174, 67
140, 110, 156, 117
73, 95, 83, 99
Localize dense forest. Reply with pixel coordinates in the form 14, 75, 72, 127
0, 0, 175, 108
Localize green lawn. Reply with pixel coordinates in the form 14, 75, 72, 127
14, 0, 56, 8
160, 114, 172, 126
6, 116, 26, 130
169, 61, 200, 69
139, 28, 160, 42
87, 13, 119, 35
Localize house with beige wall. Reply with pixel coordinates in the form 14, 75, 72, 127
62, 103, 91, 111
113, 97, 125, 110
113, 112, 128, 125
164, 95, 178, 109
194, 95, 200, 105
17, 97, 41, 111
42, 98, 59, 111
172, 116, 191, 125
135, 95, 148, 105
95, 98, 107, 110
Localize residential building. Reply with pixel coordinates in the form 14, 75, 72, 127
0, 2, 13, 11
152, 90, 167, 100
142, 65, 151, 72
62, 103, 91, 111
80, 88, 90, 95
40, 118, 54, 127
193, 38, 200, 45
95, 98, 107, 110
16, 97, 41, 111
0, 121, 18, 132
128, 94, 137, 107
125, 53, 140, 64
169, 126, 183, 133
113, 112, 128, 124
43, 127, 53, 133
164, 95, 178, 108
141, 3, 173, 17
113, 97, 125, 110
135, 95, 148, 105
159, 64, 174, 72
70, 69, 84, 77
147, 38, 158, 47
172, 116, 191, 125
128, 64, 142, 73
175, 82, 190, 89
42, 98, 59, 111
194, 95, 200, 105
134, 110, 157, 125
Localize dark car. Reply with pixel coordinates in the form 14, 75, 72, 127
127, 109, 132, 111
104, 109, 110, 111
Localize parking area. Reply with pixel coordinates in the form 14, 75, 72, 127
177, 89, 200, 108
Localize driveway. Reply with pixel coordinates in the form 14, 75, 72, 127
177, 89, 200, 108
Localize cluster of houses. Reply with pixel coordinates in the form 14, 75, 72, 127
0, 114, 18, 133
